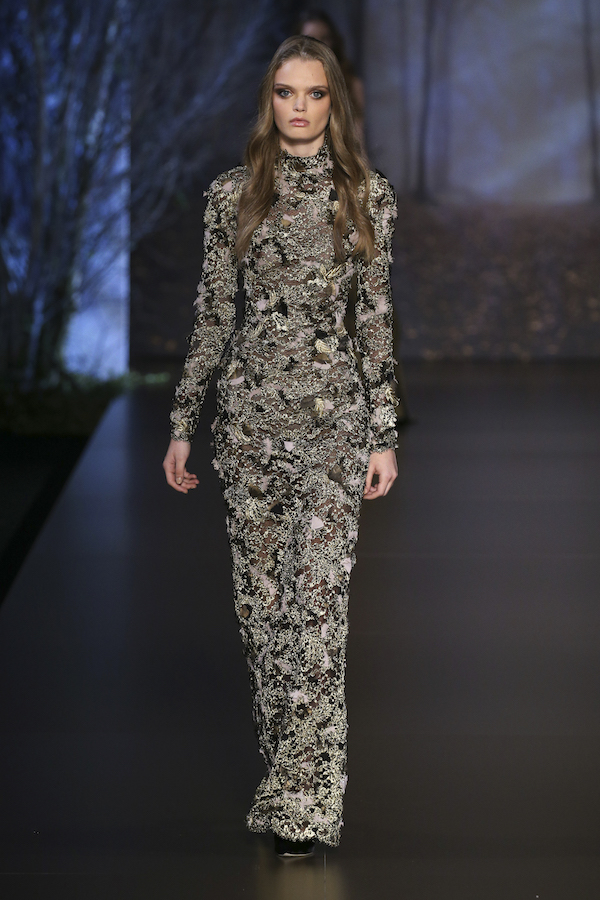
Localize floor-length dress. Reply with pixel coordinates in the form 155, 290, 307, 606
170, 138, 398, 846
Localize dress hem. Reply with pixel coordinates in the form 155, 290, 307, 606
246, 814, 342, 848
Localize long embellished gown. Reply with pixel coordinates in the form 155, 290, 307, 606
170, 139, 398, 847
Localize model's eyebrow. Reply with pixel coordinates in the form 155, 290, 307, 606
273, 83, 329, 91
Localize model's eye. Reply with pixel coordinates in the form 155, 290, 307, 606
311, 91, 325, 99
276, 89, 292, 98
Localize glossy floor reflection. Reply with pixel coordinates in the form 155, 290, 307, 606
1, 361, 600, 899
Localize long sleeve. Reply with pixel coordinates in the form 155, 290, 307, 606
354, 173, 399, 453
170, 173, 240, 441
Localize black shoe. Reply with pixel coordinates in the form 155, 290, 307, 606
274, 834, 315, 858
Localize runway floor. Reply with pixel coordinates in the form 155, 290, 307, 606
1, 360, 599, 899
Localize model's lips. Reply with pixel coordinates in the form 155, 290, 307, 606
290, 118, 309, 126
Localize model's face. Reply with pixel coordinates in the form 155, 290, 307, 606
272, 57, 331, 157
300, 20, 334, 48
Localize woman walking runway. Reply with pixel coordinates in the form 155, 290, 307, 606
163, 35, 398, 857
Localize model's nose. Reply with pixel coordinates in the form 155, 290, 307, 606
293, 95, 306, 112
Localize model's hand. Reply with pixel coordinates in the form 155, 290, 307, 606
363, 448, 398, 500
163, 439, 199, 494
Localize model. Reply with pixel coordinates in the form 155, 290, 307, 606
163, 34, 398, 858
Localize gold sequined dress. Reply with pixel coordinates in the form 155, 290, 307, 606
170, 139, 398, 846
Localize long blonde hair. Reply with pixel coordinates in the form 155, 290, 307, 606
236, 35, 374, 263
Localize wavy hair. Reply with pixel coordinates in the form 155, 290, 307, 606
235, 35, 374, 263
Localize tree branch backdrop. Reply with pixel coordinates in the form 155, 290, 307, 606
1, 0, 599, 400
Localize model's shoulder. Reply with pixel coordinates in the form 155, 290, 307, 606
207, 165, 249, 201
367, 169, 398, 209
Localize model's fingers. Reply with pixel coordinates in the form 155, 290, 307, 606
373, 481, 386, 498
174, 457, 186, 486
364, 478, 381, 499
166, 469, 188, 492
382, 472, 396, 496
365, 470, 396, 499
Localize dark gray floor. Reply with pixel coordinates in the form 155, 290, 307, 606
0, 434, 86, 601
1, 361, 599, 899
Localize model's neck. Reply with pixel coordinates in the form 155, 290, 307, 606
278, 134, 326, 159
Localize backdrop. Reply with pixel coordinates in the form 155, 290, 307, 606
131, 0, 600, 363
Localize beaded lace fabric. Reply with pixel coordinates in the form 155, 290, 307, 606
170, 137, 398, 846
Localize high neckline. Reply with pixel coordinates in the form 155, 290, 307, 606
278, 134, 332, 176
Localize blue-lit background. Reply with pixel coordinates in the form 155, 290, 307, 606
2, 0, 599, 385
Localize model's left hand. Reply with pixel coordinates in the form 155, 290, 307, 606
363, 448, 398, 499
